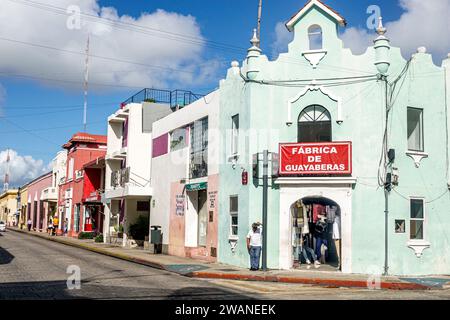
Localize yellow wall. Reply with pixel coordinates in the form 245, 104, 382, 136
0, 190, 19, 224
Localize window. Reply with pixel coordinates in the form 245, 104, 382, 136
308, 25, 323, 50
67, 158, 74, 180
410, 199, 424, 240
74, 204, 80, 233
231, 114, 239, 155
136, 201, 150, 212
190, 117, 208, 179
170, 127, 187, 152
230, 196, 238, 237
298, 105, 332, 142
407, 108, 424, 152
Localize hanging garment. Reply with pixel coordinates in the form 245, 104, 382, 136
326, 205, 337, 223
332, 214, 341, 240
301, 213, 309, 234
312, 204, 325, 223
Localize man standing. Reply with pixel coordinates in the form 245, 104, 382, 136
246, 222, 262, 271
27, 218, 32, 231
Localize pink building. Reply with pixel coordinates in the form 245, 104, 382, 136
27, 172, 53, 231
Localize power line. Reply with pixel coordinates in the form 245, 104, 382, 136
6, 0, 246, 54
0, 36, 198, 75
0, 121, 105, 134
3, 101, 119, 110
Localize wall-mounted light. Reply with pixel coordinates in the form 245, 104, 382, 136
286, 122, 293, 127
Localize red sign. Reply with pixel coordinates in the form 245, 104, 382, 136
279, 142, 352, 175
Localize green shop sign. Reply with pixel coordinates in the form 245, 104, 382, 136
185, 182, 207, 191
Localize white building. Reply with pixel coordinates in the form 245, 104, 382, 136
103, 89, 204, 247
150, 90, 220, 261
44, 151, 66, 230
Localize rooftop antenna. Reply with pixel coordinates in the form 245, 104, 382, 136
83, 34, 90, 132
3, 149, 10, 192
257, 0, 263, 48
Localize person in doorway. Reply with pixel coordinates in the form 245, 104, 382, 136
314, 214, 328, 263
27, 219, 32, 231
300, 234, 320, 269
52, 216, 59, 236
246, 222, 262, 271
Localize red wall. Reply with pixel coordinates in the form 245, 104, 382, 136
58, 144, 106, 237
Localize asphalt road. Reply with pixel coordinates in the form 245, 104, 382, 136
0, 230, 251, 300
1, 230, 449, 300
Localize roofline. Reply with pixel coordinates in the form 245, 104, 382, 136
23, 171, 53, 188
286, 0, 346, 32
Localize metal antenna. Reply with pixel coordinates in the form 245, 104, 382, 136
257, 0, 263, 48
3, 148, 10, 192
83, 34, 90, 132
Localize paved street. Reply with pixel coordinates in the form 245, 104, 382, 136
1, 231, 449, 300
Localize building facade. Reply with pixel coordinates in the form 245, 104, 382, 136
150, 90, 220, 261
216, 0, 450, 276
0, 189, 19, 225
58, 133, 107, 237
103, 89, 203, 248
26, 172, 52, 231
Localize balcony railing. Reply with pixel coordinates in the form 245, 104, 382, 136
111, 167, 150, 188
122, 88, 204, 109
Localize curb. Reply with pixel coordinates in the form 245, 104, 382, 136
188, 272, 431, 290
8, 227, 168, 272
6, 228, 434, 291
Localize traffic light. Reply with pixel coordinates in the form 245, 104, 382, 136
242, 170, 248, 185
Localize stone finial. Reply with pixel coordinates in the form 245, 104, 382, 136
250, 28, 260, 48
376, 16, 387, 36
417, 47, 427, 54
231, 61, 239, 68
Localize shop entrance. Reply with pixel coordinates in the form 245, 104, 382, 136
291, 196, 342, 270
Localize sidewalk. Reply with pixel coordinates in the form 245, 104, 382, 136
8, 227, 449, 291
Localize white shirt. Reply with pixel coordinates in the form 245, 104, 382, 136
247, 227, 263, 247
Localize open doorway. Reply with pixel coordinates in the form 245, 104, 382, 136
291, 196, 342, 271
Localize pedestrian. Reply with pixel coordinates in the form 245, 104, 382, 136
63, 218, 68, 235
52, 215, 59, 236
27, 219, 32, 232
246, 222, 262, 271
47, 218, 54, 235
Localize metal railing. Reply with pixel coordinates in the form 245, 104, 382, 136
122, 88, 204, 109
111, 167, 151, 188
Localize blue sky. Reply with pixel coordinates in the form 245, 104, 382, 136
0, 0, 448, 186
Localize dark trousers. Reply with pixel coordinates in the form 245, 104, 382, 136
249, 246, 261, 270
27, 224, 31, 231
315, 236, 328, 260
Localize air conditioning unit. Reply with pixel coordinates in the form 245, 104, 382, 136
75, 170, 84, 180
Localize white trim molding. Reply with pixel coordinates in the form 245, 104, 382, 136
302, 50, 327, 68
285, 0, 346, 32
275, 177, 356, 186
406, 151, 428, 168
287, 85, 343, 125
407, 240, 430, 257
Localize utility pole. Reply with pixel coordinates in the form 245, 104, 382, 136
3, 148, 10, 192
83, 34, 90, 132
262, 149, 268, 271
257, 0, 263, 48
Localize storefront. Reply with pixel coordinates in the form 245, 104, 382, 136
217, 0, 450, 275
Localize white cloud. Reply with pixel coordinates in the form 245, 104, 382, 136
0, 149, 47, 188
0, 0, 218, 92
271, 0, 450, 63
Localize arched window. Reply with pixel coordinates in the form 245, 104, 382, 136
308, 25, 323, 50
298, 105, 331, 142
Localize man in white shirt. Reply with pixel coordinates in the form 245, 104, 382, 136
246, 222, 262, 271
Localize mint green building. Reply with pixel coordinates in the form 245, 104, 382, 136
217, 0, 450, 275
